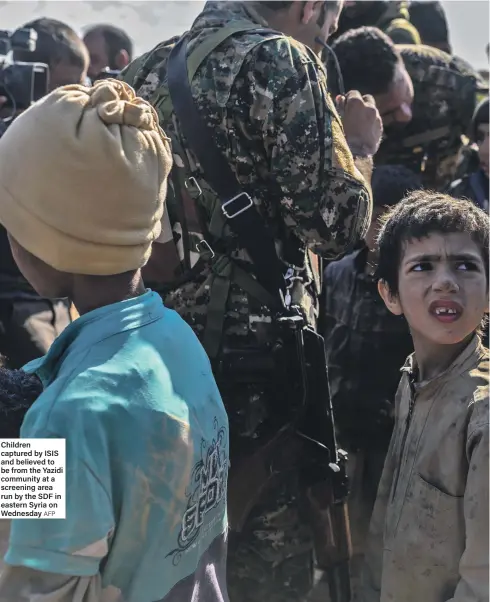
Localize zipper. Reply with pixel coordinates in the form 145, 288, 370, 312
391, 378, 417, 502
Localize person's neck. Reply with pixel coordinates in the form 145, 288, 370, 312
71, 270, 146, 316
412, 333, 474, 382
253, 3, 304, 42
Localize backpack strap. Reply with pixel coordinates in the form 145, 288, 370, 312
150, 22, 272, 125
187, 21, 261, 81
168, 30, 291, 356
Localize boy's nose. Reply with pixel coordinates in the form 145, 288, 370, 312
432, 268, 460, 293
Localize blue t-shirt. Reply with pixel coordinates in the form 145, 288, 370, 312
6, 291, 229, 602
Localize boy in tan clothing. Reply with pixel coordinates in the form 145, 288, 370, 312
362, 192, 489, 602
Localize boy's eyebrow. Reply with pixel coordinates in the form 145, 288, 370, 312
404, 252, 484, 264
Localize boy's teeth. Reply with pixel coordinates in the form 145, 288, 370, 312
435, 307, 456, 315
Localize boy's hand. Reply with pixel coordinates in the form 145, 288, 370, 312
336, 91, 383, 157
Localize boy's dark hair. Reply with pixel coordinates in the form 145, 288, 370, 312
409, 1, 451, 54
85, 24, 133, 66
0, 369, 42, 438
13, 17, 87, 69
377, 191, 490, 295
372, 165, 423, 208
331, 26, 401, 96
472, 97, 489, 141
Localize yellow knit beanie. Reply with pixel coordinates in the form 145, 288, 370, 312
0, 79, 172, 275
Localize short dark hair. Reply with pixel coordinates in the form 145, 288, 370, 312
377, 191, 490, 296
409, 1, 451, 54
331, 26, 401, 95
372, 165, 423, 208
85, 24, 133, 67
13, 17, 87, 69
0, 369, 42, 438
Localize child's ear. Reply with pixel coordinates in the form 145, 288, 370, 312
378, 280, 403, 316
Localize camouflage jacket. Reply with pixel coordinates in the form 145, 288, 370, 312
333, 1, 420, 45
376, 45, 482, 190
122, 1, 371, 351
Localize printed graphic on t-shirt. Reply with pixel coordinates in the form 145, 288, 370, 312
166, 417, 228, 566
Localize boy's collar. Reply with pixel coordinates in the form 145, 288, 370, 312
401, 334, 485, 391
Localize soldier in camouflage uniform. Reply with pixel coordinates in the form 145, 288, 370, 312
331, 27, 483, 190
330, 1, 421, 45
121, 1, 381, 599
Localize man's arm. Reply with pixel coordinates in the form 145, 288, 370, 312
354, 156, 374, 192
242, 39, 373, 260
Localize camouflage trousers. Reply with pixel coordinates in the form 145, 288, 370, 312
227, 468, 315, 602
217, 376, 316, 602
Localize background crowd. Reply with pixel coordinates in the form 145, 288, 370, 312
0, 2, 487, 602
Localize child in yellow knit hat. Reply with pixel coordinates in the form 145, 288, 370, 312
0, 80, 230, 602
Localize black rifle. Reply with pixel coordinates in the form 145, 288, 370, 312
294, 321, 352, 602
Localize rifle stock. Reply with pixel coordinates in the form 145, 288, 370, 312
227, 426, 301, 532
298, 326, 352, 602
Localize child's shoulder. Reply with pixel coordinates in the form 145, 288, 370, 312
466, 346, 488, 397
68, 303, 211, 383
466, 351, 489, 431
445, 348, 489, 445
25, 307, 218, 434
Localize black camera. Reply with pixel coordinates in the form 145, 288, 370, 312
0, 28, 49, 111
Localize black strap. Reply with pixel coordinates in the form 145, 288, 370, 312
167, 34, 286, 311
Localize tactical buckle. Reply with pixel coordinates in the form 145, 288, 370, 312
185, 177, 202, 198
222, 192, 253, 219
281, 268, 303, 310
196, 239, 215, 259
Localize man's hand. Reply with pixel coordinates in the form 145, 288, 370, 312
336, 91, 383, 158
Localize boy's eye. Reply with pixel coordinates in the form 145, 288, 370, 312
411, 262, 431, 272
456, 261, 478, 271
